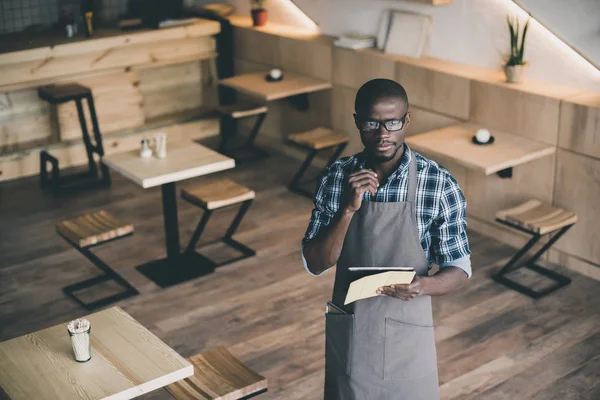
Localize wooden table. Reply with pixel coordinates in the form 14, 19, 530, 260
103, 141, 235, 287
219, 71, 332, 103
0, 307, 192, 400
405, 123, 556, 178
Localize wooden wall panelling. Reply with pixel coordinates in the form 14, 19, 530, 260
406, 105, 462, 137
552, 149, 600, 265
56, 71, 144, 140
404, 106, 467, 192
470, 80, 580, 146
233, 27, 281, 67
279, 36, 332, 82
138, 61, 210, 120
0, 89, 55, 149
0, 118, 219, 182
396, 57, 471, 120
331, 84, 362, 156
332, 48, 395, 91
0, 36, 216, 88
282, 90, 332, 138
558, 92, 600, 159
465, 153, 556, 221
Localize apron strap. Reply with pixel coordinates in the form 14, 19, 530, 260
407, 150, 417, 204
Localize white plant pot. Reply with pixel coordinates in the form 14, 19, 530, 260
504, 64, 527, 83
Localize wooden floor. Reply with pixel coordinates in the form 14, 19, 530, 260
1, 146, 599, 400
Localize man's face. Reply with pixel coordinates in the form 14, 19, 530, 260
355, 97, 410, 163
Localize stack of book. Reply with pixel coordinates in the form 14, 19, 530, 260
334, 33, 376, 50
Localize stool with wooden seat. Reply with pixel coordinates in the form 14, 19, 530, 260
287, 127, 349, 198
56, 210, 138, 310
494, 199, 578, 299
217, 104, 269, 162
181, 178, 256, 269
166, 346, 267, 400
38, 83, 110, 191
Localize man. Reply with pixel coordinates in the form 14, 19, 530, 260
302, 79, 471, 400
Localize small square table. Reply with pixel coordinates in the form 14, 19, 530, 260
0, 307, 192, 400
103, 141, 235, 287
405, 123, 556, 178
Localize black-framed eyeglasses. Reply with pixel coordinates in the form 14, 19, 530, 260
355, 111, 408, 133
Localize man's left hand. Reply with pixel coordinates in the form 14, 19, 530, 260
376, 275, 427, 301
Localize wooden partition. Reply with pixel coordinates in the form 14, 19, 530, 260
229, 17, 600, 280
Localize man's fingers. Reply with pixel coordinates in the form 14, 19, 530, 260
348, 176, 379, 189
349, 176, 378, 188
349, 169, 377, 179
351, 181, 378, 196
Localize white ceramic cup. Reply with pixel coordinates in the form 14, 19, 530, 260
476, 128, 491, 143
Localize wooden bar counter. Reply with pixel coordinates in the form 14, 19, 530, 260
0, 19, 222, 182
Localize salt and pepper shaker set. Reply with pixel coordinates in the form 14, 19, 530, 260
140, 134, 167, 159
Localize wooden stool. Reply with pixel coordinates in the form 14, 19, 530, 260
181, 179, 256, 269
166, 346, 267, 400
494, 199, 578, 299
56, 210, 138, 310
217, 104, 269, 162
287, 127, 349, 198
38, 83, 110, 191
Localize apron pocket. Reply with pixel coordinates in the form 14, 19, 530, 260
383, 317, 437, 380
325, 313, 354, 376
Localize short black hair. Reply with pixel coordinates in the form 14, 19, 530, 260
354, 79, 409, 116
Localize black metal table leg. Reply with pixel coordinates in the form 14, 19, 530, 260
162, 182, 181, 258
136, 182, 216, 288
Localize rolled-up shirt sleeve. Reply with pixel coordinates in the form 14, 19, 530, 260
430, 175, 472, 277
301, 165, 340, 276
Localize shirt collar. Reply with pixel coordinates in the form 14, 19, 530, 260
355, 144, 412, 182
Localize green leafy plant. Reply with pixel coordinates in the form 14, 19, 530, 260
506, 15, 530, 66
251, 0, 268, 10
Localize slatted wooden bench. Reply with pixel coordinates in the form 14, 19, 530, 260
166, 346, 267, 400
494, 199, 578, 298
56, 210, 138, 310
216, 104, 269, 162
287, 127, 349, 198
181, 178, 256, 268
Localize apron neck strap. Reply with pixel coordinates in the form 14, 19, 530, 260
407, 151, 417, 203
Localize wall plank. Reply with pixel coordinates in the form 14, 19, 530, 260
470, 81, 569, 145
279, 36, 332, 82
558, 92, 600, 159
465, 153, 555, 221
332, 47, 395, 90
233, 27, 280, 67
553, 149, 600, 265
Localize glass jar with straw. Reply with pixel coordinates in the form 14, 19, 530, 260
67, 319, 91, 362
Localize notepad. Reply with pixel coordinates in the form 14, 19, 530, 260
344, 270, 416, 305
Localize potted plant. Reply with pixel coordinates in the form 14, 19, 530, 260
504, 15, 530, 83
251, 0, 268, 27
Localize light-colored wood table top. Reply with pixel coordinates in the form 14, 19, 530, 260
0, 307, 193, 400
405, 123, 556, 175
103, 140, 235, 188
219, 71, 332, 101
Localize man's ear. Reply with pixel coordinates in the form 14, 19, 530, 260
404, 110, 411, 128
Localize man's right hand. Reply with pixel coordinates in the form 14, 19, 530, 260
343, 169, 379, 214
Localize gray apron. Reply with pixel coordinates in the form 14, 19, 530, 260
324, 155, 440, 400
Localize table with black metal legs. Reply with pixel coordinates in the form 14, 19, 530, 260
102, 141, 235, 288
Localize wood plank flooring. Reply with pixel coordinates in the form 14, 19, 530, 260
1, 146, 599, 399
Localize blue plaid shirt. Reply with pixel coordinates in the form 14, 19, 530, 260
302, 145, 472, 277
